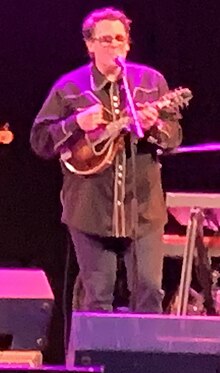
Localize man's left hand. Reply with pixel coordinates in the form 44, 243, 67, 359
136, 102, 159, 131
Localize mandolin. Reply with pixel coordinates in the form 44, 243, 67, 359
61, 87, 193, 176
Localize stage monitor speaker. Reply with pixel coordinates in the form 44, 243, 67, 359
0, 269, 54, 350
67, 312, 220, 373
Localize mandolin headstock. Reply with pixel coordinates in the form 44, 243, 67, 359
157, 87, 193, 110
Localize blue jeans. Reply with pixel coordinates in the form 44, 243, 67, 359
69, 227, 164, 313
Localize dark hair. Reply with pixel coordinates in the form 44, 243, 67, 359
82, 7, 132, 41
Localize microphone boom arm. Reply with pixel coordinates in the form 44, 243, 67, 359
115, 57, 144, 138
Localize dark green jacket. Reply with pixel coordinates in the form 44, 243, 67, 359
30, 62, 182, 237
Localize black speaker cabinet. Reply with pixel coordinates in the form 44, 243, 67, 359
0, 269, 54, 350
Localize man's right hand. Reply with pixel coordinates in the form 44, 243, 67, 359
76, 104, 107, 132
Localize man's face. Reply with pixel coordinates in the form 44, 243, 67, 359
86, 19, 130, 70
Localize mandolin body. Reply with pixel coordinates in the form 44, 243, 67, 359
62, 135, 125, 175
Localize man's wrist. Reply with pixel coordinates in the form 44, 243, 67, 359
62, 114, 80, 134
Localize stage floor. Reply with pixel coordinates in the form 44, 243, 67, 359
0, 366, 103, 373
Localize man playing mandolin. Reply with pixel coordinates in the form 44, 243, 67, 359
30, 7, 184, 313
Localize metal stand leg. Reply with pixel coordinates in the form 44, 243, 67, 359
176, 208, 203, 315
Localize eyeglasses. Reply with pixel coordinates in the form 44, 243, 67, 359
93, 34, 127, 47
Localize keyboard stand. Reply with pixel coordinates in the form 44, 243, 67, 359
166, 192, 220, 316
176, 208, 204, 315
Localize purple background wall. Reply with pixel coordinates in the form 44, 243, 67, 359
0, 0, 220, 363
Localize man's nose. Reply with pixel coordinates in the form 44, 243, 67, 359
111, 38, 120, 47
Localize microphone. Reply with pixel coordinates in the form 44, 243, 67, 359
115, 56, 125, 69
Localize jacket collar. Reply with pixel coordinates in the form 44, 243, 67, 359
90, 63, 124, 91
90, 64, 109, 91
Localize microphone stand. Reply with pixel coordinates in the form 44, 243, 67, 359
118, 59, 144, 311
